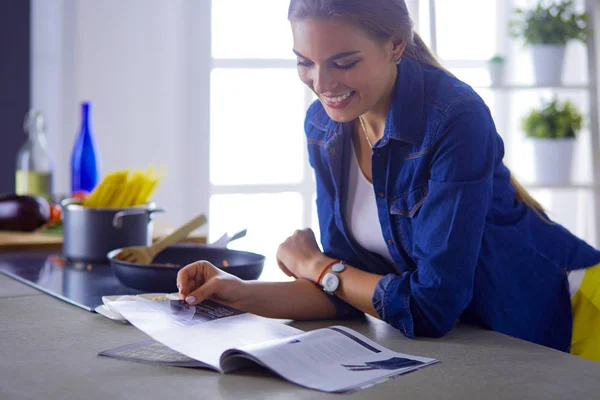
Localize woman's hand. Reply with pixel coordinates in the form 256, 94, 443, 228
176, 261, 247, 307
276, 228, 334, 282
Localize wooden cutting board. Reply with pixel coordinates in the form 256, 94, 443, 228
0, 231, 64, 250
0, 228, 207, 251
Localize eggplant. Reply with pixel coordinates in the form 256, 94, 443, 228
0, 194, 50, 231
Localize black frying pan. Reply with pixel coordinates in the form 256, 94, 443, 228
107, 243, 265, 293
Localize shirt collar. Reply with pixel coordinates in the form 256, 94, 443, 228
385, 56, 426, 145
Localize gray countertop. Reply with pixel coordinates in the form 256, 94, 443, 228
1, 273, 599, 400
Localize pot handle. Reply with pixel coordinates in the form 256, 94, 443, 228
113, 207, 165, 229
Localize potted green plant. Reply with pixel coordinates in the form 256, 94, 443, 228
510, 0, 588, 85
522, 98, 584, 184
488, 55, 506, 87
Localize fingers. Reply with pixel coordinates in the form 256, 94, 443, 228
183, 278, 221, 306
176, 260, 211, 299
293, 228, 315, 239
304, 228, 316, 241
284, 228, 319, 251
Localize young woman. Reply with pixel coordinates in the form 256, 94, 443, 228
178, 0, 600, 361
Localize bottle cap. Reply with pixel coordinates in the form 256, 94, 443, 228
23, 109, 46, 135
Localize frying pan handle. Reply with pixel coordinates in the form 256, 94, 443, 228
113, 207, 165, 229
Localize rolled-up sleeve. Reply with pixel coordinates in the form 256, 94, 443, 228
373, 101, 496, 338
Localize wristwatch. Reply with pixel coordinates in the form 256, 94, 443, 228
321, 261, 346, 294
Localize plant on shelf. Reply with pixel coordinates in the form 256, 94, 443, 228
522, 98, 583, 139
488, 55, 506, 86
509, 0, 589, 85
522, 97, 584, 184
510, 0, 588, 45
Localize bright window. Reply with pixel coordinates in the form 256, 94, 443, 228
210, 68, 306, 185
434, 0, 498, 60
210, 1, 315, 280
209, 193, 303, 281
211, 0, 293, 59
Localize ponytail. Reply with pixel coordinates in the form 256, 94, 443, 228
404, 32, 448, 72
510, 175, 552, 223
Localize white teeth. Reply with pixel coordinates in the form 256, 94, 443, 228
324, 91, 353, 103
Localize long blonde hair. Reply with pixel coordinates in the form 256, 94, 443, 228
288, 0, 546, 215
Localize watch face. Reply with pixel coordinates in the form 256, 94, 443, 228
322, 273, 339, 293
331, 262, 345, 273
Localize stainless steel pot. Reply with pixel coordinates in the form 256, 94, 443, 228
61, 199, 164, 262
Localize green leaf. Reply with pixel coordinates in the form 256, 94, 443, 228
522, 97, 584, 139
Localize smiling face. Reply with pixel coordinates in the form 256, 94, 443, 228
291, 17, 400, 122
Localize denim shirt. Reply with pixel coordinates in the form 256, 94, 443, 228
305, 56, 600, 352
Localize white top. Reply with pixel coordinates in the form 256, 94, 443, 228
568, 268, 585, 297
345, 143, 394, 264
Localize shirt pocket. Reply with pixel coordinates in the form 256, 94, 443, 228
389, 184, 429, 257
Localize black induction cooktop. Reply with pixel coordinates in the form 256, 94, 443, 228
0, 250, 141, 311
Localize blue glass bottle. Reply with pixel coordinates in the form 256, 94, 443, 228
71, 102, 100, 194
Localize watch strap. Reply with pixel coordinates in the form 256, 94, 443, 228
314, 259, 341, 287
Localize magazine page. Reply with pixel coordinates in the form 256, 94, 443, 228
225, 325, 438, 393
99, 339, 213, 368
109, 299, 302, 372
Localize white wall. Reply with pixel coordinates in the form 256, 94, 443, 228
31, 0, 211, 228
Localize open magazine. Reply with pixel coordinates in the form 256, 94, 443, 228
102, 299, 438, 393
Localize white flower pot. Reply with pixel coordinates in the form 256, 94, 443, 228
531, 45, 566, 86
488, 62, 505, 87
531, 138, 575, 185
